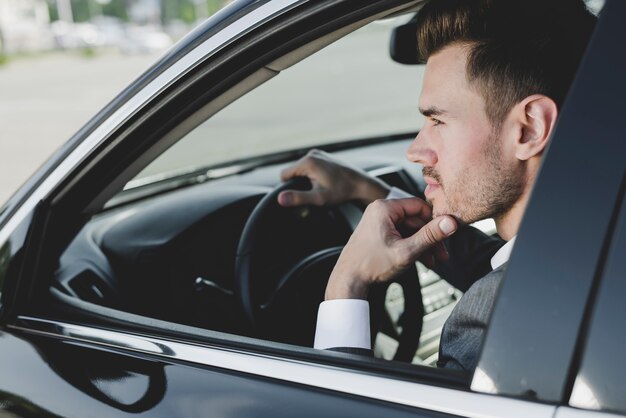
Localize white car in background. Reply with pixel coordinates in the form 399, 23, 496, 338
120, 24, 173, 54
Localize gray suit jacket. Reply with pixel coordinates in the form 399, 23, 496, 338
436, 263, 507, 371
329, 227, 506, 370
330, 263, 506, 370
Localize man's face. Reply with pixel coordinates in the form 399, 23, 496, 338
407, 43, 525, 224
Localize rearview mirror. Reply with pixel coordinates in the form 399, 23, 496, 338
389, 16, 420, 65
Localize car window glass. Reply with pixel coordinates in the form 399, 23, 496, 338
55, 12, 490, 370
569, 180, 626, 414
123, 0, 604, 188
129, 14, 423, 184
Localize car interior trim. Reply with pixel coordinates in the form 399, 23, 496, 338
266, 1, 421, 71
0, 0, 305, 250
11, 317, 555, 418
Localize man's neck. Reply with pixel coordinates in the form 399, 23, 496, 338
494, 165, 537, 240
494, 194, 529, 240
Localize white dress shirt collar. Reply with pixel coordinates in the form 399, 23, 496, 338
490, 236, 516, 270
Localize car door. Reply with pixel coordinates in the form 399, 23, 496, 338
0, 0, 621, 417
0, 1, 486, 416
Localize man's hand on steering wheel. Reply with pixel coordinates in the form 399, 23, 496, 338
277, 149, 391, 207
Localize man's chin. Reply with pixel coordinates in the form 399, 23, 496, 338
428, 199, 446, 218
432, 207, 453, 220
431, 204, 467, 226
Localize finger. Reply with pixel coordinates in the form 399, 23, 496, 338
404, 216, 457, 258
280, 150, 323, 181
384, 197, 433, 223
277, 190, 325, 207
398, 216, 426, 238
280, 160, 308, 182
401, 215, 427, 231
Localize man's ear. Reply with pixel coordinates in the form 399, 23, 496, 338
514, 94, 558, 161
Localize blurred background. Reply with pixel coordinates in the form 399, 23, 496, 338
0, 0, 605, 206
0, 0, 230, 205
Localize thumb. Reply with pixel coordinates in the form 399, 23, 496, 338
277, 190, 325, 207
406, 216, 457, 256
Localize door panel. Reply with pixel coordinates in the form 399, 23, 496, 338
0, 330, 460, 417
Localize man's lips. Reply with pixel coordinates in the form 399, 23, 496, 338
424, 176, 441, 198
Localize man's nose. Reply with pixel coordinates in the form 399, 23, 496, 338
406, 129, 437, 166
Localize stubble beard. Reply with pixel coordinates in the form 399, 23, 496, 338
426, 131, 526, 225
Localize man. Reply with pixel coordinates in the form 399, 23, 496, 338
278, 0, 596, 370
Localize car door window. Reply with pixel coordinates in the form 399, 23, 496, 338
129, 14, 423, 184
53, 11, 500, 371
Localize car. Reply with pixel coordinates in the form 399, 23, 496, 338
0, 0, 624, 416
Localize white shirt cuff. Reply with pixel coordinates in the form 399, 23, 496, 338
386, 187, 413, 200
313, 299, 371, 350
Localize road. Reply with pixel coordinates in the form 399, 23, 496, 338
0, 50, 162, 205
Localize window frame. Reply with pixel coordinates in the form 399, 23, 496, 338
8, 0, 423, 311
3, 0, 485, 395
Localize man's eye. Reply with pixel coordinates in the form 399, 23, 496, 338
431, 117, 443, 126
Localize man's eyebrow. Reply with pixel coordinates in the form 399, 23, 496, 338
419, 106, 448, 117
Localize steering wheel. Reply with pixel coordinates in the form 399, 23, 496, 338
235, 177, 424, 362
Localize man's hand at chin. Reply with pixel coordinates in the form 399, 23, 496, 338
325, 198, 458, 300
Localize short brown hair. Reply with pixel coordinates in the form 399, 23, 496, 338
416, 0, 596, 128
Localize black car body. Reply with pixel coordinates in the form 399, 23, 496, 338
0, 0, 625, 417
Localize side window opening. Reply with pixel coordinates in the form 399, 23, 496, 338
50, 7, 498, 375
